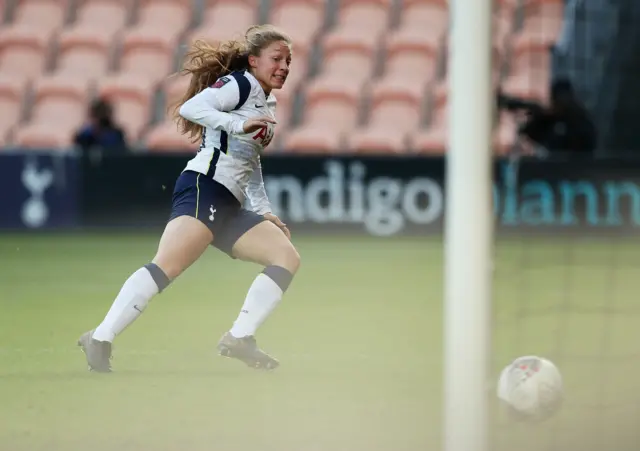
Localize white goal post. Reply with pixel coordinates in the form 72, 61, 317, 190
443, 0, 495, 450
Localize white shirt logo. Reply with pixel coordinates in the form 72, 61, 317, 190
209, 206, 216, 222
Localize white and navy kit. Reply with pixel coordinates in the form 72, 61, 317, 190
169, 70, 276, 256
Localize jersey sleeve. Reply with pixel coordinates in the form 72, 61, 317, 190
178, 75, 248, 135
245, 157, 272, 215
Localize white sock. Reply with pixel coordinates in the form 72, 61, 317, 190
92, 267, 160, 342
230, 273, 284, 338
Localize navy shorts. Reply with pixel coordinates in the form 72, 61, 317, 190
168, 170, 265, 257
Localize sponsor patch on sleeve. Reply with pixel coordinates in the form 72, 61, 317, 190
211, 76, 231, 89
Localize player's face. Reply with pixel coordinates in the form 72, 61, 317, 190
251, 41, 291, 91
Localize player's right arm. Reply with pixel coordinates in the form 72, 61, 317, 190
179, 76, 276, 136
179, 76, 246, 135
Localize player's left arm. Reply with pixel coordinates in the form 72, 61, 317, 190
247, 159, 290, 239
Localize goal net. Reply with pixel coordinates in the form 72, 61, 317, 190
491, 231, 640, 451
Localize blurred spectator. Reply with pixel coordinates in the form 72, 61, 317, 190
74, 98, 127, 153
498, 78, 597, 156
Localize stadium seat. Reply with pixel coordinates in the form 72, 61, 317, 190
304, 74, 363, 108
273, 82, 294, 127
520, 0, 564, 30
493, 112, 519, 155
493, 8, 514, 53
0, 26, 52, 80
137, 0, 193, 35
410, 106, 447, 154
188, 0, 258, 46
163, 74, 190, 110
408, 129, 446, 155
502, 43, 551, 104
54, 27, 113, 82
281, 78, 361, 153
346, 85, 424, 153
398, 0, 448, 39
146, 120, 196, 153
282, 52, 307, 92
119, 27, 179, 85
13, 122, 75, 148
0, 75, 28, 145
98, 74, 154, 142
29, 75, 88, 129
9, 0, 68, 33
269, 0, 325, 52
501, 72, 549, 104
369, 76, 426, 107
280, 123, 344, 154
73, 0, 133, 35
319, 28, 380, 85
334, 0, 392, 36
383, 29, 439, 82
512, 1, 564, 55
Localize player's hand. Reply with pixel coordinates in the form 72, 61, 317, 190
264, 213, 290, 239
243, 116, 277, 133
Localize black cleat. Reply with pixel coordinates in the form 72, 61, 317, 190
217, 332, 279, 370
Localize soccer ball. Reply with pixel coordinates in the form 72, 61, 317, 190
497, 355, 564, 422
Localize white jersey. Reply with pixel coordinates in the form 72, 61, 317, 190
179, 70, 276, 215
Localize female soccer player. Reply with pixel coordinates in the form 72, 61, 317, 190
78, 24, 299, 372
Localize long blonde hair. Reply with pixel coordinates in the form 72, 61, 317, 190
173, 24, 292, 143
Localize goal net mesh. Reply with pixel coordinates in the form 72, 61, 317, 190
490, 232, 640, 451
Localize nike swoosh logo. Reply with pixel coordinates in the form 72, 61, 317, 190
255, 104, 263, 108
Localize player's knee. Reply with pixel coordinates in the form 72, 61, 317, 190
268, 242, 300, 275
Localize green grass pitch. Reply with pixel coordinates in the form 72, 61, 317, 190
1, 233, 639, 451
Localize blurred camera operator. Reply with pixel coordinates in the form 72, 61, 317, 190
74, 98, 127, 154
497, 78, 597, 157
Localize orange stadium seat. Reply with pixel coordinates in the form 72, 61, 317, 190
320, 28, 380, 85
29, 75, 88, 128
145, 75, 193, 153
502, 43, 551, 104
282, 52, 307, 92
0, 26, 52, 80
0, 75, 28, 145
13, 122, 75, 148
146, 120, 197, 153
54, 27, 113, 82
512, 0, 564, 55
409, 129, 445, 155
270, 0, 325, 51
346, 82, 424, 154
98, 75, 154, 142
73, 0, 133, 34
501, 72, 549, 104
163, 74, 190, 108
281, 78, 361, 153
119, 27, 179, 85
303, 75, 363, 119
137, 0, 193, 35
493, 8, 515, 53
410, 106, 447, 154
187, 0, 258, 46
493, 112, 519, 155
334, 0, 392, 36
10, 0, 68, 33
383, 29, 439, 82
273, 82, 294, 127
399, 0, 448, 41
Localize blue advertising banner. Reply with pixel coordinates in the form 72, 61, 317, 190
0, 152, 80, 230
4, 150, 639, 236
